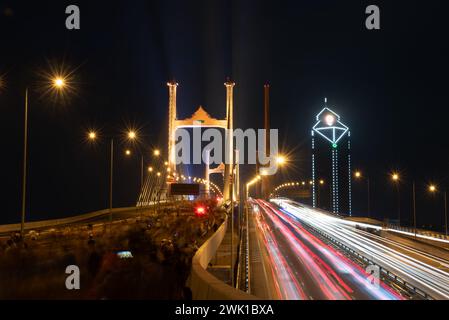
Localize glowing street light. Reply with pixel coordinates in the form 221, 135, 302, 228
153, 149, 161, 157
128, 130, 137, 140
429, 184, 437, 193
319, 179, 325, 185
276, 155, 287, 166
88, 131, 97, 141
148, 166, 153, 173
20, 73, 70, 239
52, 77, 66, 89
354, 170, 371, 217
391, 172, 401, 225
85, 127, 147, 223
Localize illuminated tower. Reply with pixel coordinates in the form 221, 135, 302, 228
312, 99, 352, 215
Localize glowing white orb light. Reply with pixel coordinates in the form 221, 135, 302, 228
325, 114, 335, 126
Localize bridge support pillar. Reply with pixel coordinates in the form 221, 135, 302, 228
167, 81, 178, 174
223, 80, 235, 202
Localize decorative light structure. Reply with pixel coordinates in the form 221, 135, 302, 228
312, 98, 352, 215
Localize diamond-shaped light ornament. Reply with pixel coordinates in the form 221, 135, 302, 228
312, 100, 349, 147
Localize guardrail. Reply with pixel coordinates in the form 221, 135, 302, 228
290, 210, 433, 299
188, 215, 259, 300
273, 198, 449, 245
386, 224, 449, 244
0, 206, 151, 235
236, 205, 250, 293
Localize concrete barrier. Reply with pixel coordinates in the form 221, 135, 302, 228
188, 215, 259, 300
0, 206, 150, 234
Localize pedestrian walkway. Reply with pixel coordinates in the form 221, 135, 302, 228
206, 218, 238, 286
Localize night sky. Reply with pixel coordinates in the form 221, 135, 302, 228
0, 1, 448, 230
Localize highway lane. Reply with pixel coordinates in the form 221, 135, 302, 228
248, 206, 278, 299
251, 199, 401, 300
272, 198, 449, 300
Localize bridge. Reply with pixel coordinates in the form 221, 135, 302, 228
2, 81, 449, 301
242, 198, 449, 300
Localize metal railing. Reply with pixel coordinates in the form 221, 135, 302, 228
386, 223, 449, 242
236, 204, 250, 293
295, 214, 433, 300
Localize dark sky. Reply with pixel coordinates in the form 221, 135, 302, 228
0, 1, 448, 229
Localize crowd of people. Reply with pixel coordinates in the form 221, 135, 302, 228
0, 200, 225, 300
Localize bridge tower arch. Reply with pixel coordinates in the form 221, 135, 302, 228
167, 80, 236, 202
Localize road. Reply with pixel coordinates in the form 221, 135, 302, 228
249, 199, 402, 300
272, 198, 449, 300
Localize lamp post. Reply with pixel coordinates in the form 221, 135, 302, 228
445, 191, 448, 236
21, 77, 67, 239
317, 179, 325, 208
391, 172, 401, 226
428, 184, 447, 236
109, 139, 114, 223
88, 129, 137, 224
355, 171, 370, 217
412, 181, 417, 238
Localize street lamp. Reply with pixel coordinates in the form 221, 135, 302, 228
354, 171, 370, 217
52, 77, 66, 89
128, 130, 137, 140
87, 129, 138, 224
21, 76, 68, 239
88, 131, 97, 140
443, 190, 449, 236
391, 172, 401, 226
315, 179, 325, 207
276, 155, 287, 166
153, 149, 161, 157
427, 184, 447, 236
